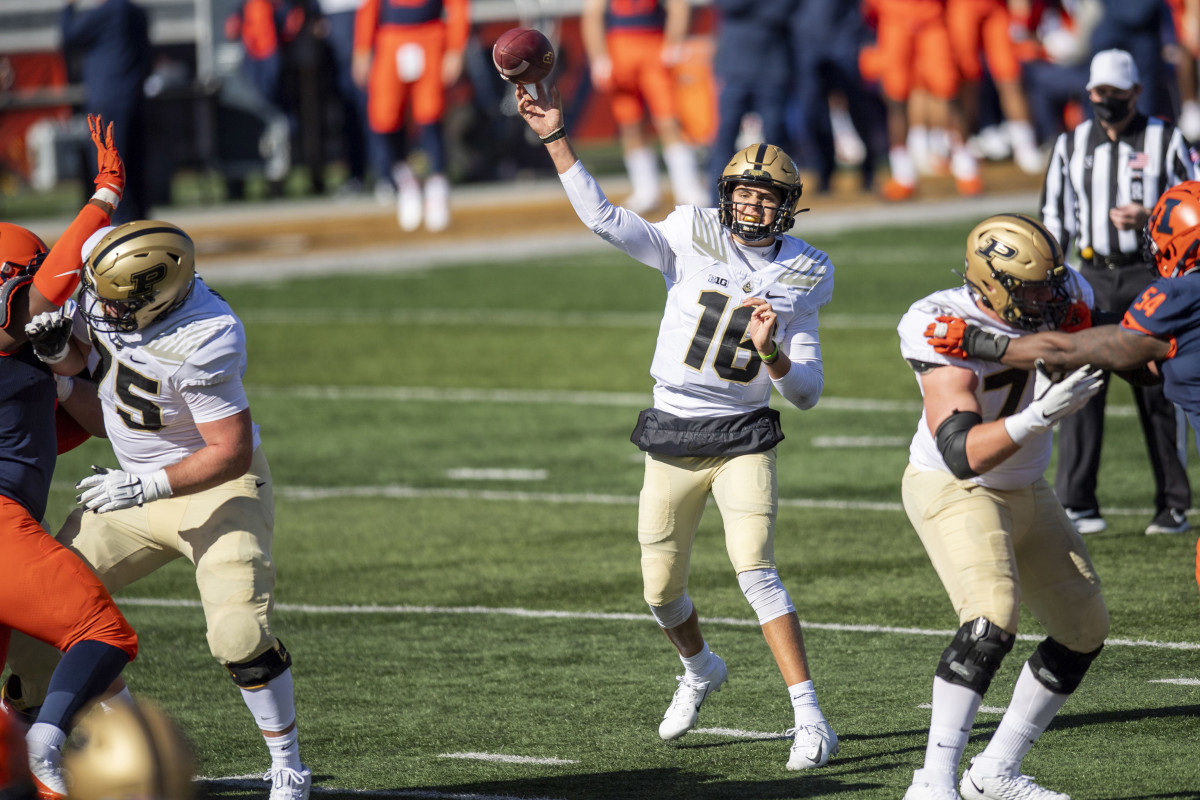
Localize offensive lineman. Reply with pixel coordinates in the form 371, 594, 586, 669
516, 83, 838, 770
897, 214, 1109, 800
10, 221, 310, 800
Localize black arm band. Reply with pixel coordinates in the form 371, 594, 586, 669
935, 410, 983, 479
963, 326, 1010, 362
540, 126, 567, 144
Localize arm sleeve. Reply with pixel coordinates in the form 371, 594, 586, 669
559, 160, 678, 279
33, 203, 111, 306
771, 311, 824, 410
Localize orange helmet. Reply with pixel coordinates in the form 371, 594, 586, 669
1146, 181, 1200, 279
0, 223, 48, 283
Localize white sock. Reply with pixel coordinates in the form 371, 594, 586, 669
922, 677, 983, 779
623, 147, 660, 203
680, 642, 713, 680
788, 679, 825, 726
26, 722, 65, 763
889, 146, 917, 186
1006, 120, 1037, 153
974, 663, 1069, 775
951, 145, 980, 180
663, 143, 706, 206
240, 670, 303, 770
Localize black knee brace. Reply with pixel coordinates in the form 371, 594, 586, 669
225, 639, 292, 689
1028, 638, 1102, 695
936, 617, 1015, 695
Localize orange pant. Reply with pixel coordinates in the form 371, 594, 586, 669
604, 29, 678, 126
366, 19, 448, 132
874, 0, 960, 101
946, 0, 1022, 83
0, 497, 137, 665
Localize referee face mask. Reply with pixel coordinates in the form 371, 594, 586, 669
1091, 91, 1136, 125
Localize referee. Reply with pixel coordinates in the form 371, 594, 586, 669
1040, 48, 1194, 536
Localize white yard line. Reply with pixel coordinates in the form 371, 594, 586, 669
439, 753, 579, 766
201, 775, 564, 800
115, 597, 1200, 651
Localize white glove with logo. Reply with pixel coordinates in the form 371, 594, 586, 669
24, 303, 74, 364
76, 465, 172, 513
1004, 361, 1105, 445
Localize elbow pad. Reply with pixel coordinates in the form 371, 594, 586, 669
935, 410, 982, 479
772, 362, 824, 410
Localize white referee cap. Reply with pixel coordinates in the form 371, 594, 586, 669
1087, 49, 1140, 91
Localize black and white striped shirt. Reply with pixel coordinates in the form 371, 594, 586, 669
1040, 114, 1194, 260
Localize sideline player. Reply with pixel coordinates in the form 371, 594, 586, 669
515, 81, 838, 770
0, 116, 139, 800
11, 221, 310, 800
898, 214, 1108, 800
926, 181, 1200, 601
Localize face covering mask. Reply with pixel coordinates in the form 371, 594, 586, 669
1093, 95, 1133, 123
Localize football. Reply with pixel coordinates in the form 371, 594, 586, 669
492, 27, 555, 85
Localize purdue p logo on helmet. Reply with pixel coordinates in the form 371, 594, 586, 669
82, 221, 196, 333
962, 213, 1069, 331
718, 143, 804, 242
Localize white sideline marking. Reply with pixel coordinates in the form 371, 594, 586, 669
116, 598, 1200, 651
202, 775, 564, 800
246, 383, 1139, 417
692, 727, 789, 740
1149, 678, 1200, 685
446, 468, 547, 481
919, 703, 1007, 715
439, 753, 578, 765
812, 436, 910, 448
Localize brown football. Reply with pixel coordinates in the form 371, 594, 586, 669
492, 27, 555, 85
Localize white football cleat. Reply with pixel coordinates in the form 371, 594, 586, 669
960, 759, 1069, 800
29, 753, 66, 800
785, 718, 838, 770
266, 764, 312, 800
424, 174, 450, 232
904, 768, 962, 800
658, 653, 727, 740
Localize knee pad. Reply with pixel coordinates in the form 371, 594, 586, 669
649, 594, 694, 629
225, 639, 292, 689
1028, 638, 1102, 695
935, 617, 1015, 695
737, 568, 795, 625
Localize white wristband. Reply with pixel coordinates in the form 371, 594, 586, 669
55, 374, 74, 403
92, 187, 120, 208
144, 468, 173, 502
1003, 406, 1048, 446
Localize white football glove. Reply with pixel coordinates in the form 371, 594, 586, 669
1004, 361, 1106, 445
76, 466, 172, 513
24, 303, 74, 364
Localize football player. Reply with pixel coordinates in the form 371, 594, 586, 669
925, 181, 1200, 608
10, 221, 310, 800
897, 214, 1109, 800
516, 83, 838, 770
0, 115, 140, 800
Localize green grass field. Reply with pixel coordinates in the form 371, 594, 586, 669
24, 217, 1200, 800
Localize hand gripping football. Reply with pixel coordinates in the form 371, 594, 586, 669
492, 27, 555, 85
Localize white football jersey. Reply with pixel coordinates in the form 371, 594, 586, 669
897, 271, 1093, 490
561, 162, 834, 418
78, 278, 260, 473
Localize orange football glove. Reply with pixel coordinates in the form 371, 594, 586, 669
89, 114, 124, 205
924, 315, 970, 358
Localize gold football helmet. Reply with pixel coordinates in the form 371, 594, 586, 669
718, 143, 804, 242
962, 213, 1069, 331
82, 221, 195, 333
63, 699, 194, 800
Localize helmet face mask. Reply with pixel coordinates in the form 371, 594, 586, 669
962, 213, 1069, 331
0, 223, 48, 283
1146, 181, 1200, 279
82, 221, 196, 333
718, 143, 803, 242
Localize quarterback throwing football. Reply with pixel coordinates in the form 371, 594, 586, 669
517, 83, 838, 769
